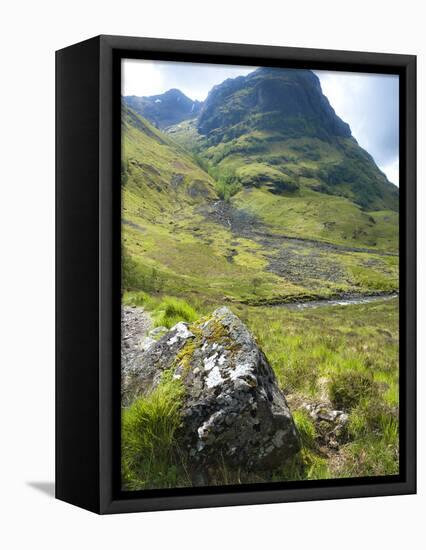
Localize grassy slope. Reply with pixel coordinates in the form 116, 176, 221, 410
234, 186, 398, 251
169, 123, 398, 248
122, 109, 311, 303
124, 110, 398, 305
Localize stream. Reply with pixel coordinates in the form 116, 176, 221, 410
278, 293, 398, 310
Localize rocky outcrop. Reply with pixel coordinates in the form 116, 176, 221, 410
122, 307, 300, 475
197, 67, 352, 141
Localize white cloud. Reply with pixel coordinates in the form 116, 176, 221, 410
122, 58, 256, 101
380, 158, 399, 187
122, 60, 166, 98
315, 70, 399, 186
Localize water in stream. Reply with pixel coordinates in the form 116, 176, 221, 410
281, 293, 398, 311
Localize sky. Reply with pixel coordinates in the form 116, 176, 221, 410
122, 59, 399, 186
315, 70, 399, 186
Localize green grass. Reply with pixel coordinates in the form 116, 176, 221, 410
121, 372, 189, 490
243, 300, 399, 479
123, 291, 203, 329
154, 297, 199, 328
234, 186, 398, 252
337, 437, 399, 477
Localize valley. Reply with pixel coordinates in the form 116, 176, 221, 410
120, 65, 399, 489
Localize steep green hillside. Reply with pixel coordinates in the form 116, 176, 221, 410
122, 105, 216, 213
122, 105, 398, 306
168, 68, 399, 213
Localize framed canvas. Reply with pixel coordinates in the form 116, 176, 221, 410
56, 35, 416, 514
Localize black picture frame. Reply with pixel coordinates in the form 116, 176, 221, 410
56, 34, 416, 514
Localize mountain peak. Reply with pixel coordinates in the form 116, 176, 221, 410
197, 67, 351, 141
124, 89, 202, 129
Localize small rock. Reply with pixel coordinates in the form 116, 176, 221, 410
140, 336, 156, 352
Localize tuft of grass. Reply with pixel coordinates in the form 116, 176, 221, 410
154, 297, 199, 328
121, 373, 189, 490
122, 290, 158, 309
293, 409, 317, 450
122, 291, 201, 330
329, 370, 378, 411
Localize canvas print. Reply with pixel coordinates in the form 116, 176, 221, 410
120, 60, 399, 491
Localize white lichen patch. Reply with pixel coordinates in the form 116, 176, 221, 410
230, 362, 252, 380
217, 353, 227, 366
167, 322, 194, 345
203, 352, 218, 371
197, 425, 208, 440
205, 365, 224, 388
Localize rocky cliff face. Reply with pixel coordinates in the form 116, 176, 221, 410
197, 67, 352, 142
122, 307, 300, 477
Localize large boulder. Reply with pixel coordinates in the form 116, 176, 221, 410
122, 306, 300, 475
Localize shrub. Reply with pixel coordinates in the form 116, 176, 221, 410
250, 277, 263, 295
121, 375, 187, 490
155, 297, 199, 328
215, 179, 242, 202
329, 370, 377, 411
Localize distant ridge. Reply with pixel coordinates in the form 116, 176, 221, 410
124, 89, 203, 129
